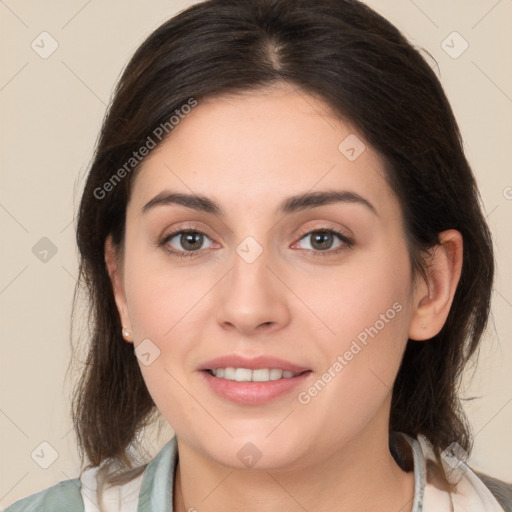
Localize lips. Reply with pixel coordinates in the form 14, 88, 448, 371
197, 354, 313, 404
198, 354, 313, 405
198, 354, 310, 374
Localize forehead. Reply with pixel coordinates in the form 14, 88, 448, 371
129, 84, 398, 219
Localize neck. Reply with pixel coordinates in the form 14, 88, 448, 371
172, 424, 415, 512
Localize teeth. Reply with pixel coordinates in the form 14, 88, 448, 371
269, 369, 283, 380
210, 367, 300, 382
234, 368, 252, 382
223, 367, 236, 380
252, 369, 270, 381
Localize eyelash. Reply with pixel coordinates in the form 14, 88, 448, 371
158, 227, 354, 259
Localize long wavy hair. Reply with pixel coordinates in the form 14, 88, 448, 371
71, 0, 494, 499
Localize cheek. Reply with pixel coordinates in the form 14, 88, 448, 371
298, 247, 411, 351
123, 263, 203, 429
123, 245, 206, 339
294, 247, 412, 409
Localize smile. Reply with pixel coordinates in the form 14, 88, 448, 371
206, 367, 302, 381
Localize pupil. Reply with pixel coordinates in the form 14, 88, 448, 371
182, 232, 202, 250
312, 232, 332, 250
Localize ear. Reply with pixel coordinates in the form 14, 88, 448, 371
105, 235, 133, 343
409, 229, 463, 341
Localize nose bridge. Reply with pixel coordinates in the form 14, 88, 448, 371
230, 235, 276, 304
215, 234, 290, 333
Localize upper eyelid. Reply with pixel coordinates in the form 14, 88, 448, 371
295, 222, 352, 239
162, 218, 351, 236
161, 222, 350, 237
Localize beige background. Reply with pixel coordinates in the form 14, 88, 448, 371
1, 0, 511, 507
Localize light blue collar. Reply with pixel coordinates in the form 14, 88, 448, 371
137, 436, 178, 512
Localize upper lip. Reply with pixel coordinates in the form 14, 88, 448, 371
198, 354, 310, 373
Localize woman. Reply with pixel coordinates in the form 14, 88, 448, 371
6, 0, 511, 510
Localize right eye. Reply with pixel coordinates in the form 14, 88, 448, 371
159, 229, 215, 258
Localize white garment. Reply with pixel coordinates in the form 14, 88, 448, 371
412, 433, 507, 511
6, 432, 508, 511
80, 467, 143, 512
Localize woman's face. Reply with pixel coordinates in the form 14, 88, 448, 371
111, 83, 424, 470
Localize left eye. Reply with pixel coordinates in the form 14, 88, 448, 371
294, 229, 351, 253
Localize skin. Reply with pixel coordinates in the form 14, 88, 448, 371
105, 82, 463, 512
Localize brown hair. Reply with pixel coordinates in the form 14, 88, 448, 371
71, 0, 494, 496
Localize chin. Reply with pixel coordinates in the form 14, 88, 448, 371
197, 432, 311, 472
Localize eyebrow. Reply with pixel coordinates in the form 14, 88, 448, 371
142, 189, 378, 217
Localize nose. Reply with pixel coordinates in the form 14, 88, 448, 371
215, 246, 291, 336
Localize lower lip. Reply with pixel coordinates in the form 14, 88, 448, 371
199, 370, 312, 405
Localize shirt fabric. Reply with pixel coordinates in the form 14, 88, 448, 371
4, 432, 509, 511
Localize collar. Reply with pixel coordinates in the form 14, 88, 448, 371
137, 436, 178, 512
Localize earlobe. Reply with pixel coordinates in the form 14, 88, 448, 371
105, 236, 133, 342
408, 230, 463, 341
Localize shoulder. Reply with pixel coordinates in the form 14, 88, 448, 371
414, 434, 512, 512
472, 471, 512, 512
450, 466, 512, 512
3, 478, 84, 512
3, 437, 178, 512
3, 466, 143, 512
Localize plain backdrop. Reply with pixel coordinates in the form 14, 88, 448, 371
1, 0, 511, 508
